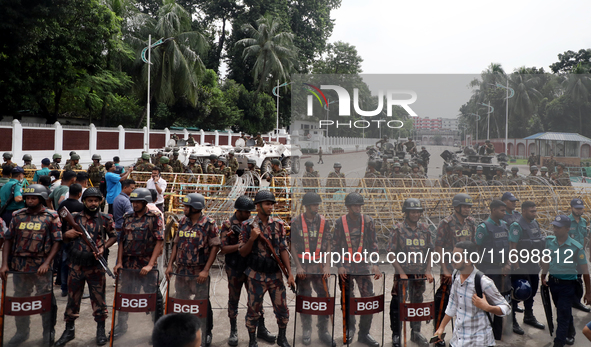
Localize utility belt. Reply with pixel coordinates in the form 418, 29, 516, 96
247, 255, 280, 274
548, 275, 577, 284
70, 249, 99, 267
226, 252, 247, 273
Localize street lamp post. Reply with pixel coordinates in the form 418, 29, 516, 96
467, 113, 481, 144
491, 81, 514, 154
272, 81, 292, 141
324, 99, 338, 138
480, 102, 494, 140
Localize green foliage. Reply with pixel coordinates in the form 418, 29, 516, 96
312, 41, 363, 74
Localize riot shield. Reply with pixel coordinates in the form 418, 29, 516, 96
397, 278, 436, 347
166, 273, 211, 342
109, 269, 160, 347
1, 271, 54, 347
293, 274, 336, 347
341, 273, 385, 347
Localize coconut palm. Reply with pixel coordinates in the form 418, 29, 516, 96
563, 63, 591, 133
236, 15, 298, 92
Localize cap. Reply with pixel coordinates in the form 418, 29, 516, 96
551, 215, 571, 228
501, 192, 519, 202
11, 167, 25, 174
41, 158, 51, 165
571, 198, 584, 209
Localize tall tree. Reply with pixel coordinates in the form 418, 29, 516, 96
312, 41, 363, 74
563, 63, 591, 134
550, 49, 591, 74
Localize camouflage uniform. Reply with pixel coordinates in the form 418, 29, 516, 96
331, 214, 379, 335
291, 213, 332, 332
87, 164, 105, 187
470, 173, 487, 185
493, 173, 507, 182
120, 209, 164, 269
485, 143, 495, 155
229, 157, 239, 174
527, 173, 541, 185
187, 163, 203, 174
508, 174, 523, 185
239, 215, 289, 332
206, 163, 216, 175
63, 163, 82, 171
151, 156, 162, 166
410, 171, 424, 179
63, 212, 115, 323
527, 154, 537, 167
547, 158, 556, 173
388, 221, 432, 335
221, 215, 250, 320
170, 158, 183, 173
440, 173, 454, 188
158, 164, 174, 173
187, 136, 196, 146
326, 171, 346, 192
400, 164, 411, 175
555, 171, 572, 186
22, 163, 37, 170
3, 162, 17, 170
255, 136, 264, 147
135, 161, 156, 172
302, 170, 320, 191
172, 214, 220, 334
49, 162, 61, 170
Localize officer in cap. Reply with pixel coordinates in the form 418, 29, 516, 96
474, 200, 512, 339
389, 198, 432, 347
568, 198, 591, 312
136, 153, 156, 172
186, 154, 202, 174
541, 215, 591, 347
332, 192, 381, 346
22, 154, 37, 170
165, 193, 220, 346
207, 154, 218, 174
50, 153, 62, 170
501, 192, 521, 227
33, 158, 52, 184
239, 190, 295, 347
508, 201, 546, 334
228, 151, 239, 174
220, 196, 275, 346
0, 184, 61, 346
158, 156, 173, 173
64, 154, 82, 171
87, 154, 105, 187
112, 188, 164, 339
302, 161, 320, 191
55, 188, 116, 346
0, 166, 26, 226
2, 152, 17, 170
433, 194, 476, 346
170, 150, 183, 173
554, 163, 571, 186
291, 192, 335, 347
327, 162, 346, 193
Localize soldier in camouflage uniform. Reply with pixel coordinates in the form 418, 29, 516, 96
63, 154, 82, 171
527, 165, 540, 185
187, 154, 203, 174
485, 140, 495, 155
55, 188, 116, 346
433, 194, 476, 345
508, 166, 523, 185
409, 164, 424, 179
170, 150, 184, 173
326, 162, 346, 193
452, 165, 468, 187
388, 198, 433, 347
221, 196, 275, 346
151, 151, 163, 165
539, 166, 550, 184
400, 159, 411, 174
87, 154, 105, 187
50, 153, 62, 170
228, 151, 239, 174
239, 190, 295, 347
440, 166, 454, 188
546, 154, 556, 174
404, 138, 416, 155
291, 193, 336, 347
2, 152, 17, 170
136, 153, 156, 172
216, 157, 234, 182
254, 134, 265, 147
493, 166, 507, 183
187, 134, 196, 146
332, 192, 381, 346
165, 193, 220, 347
528, 152, 537, 167
380, 156, 391, 177
266, 159, 288, 183
470, 165, 487, 185
0, 184, 62, 346
554, 162, 572, 186
22, 154, 37, 170
158, 156, 174, 173
302, 161, 320, 192
243, 159, 261, 197
391, 163, 406, 178
364, 161, 384, 179
111, 188, 164, 339
206, 155, 218, 174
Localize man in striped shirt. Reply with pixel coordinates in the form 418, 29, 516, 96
434, 241, 510, 347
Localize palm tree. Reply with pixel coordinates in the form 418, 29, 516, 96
236, 15, 298, 92
509, 67, 543, 135
563, 63, 591, 134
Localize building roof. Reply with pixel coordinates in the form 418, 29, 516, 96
523, 132, 591, 142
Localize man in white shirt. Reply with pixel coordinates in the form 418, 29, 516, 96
434, 241, 510, 347
146, 167, 167, 212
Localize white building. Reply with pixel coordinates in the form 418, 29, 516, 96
441, 118, 459, 131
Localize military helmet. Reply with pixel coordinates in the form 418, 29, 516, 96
81, 187, 103, 201
234, 195, 255, 211
421, 146, 426, 150
69, 151, 77, 156
444, 165, 453, 172
476, 165, 483, 171
71, 154, 80, 160
345, 192, 364, 206
334, 162, 342, 168
229, 151, 235, 156
403, 159, 409, 163
558, 162, 566, 168
247, 158, 256, 165
209, 154, 218, 161
22, 154, 32, 161
393, 162, 401, 168
454, 165, 463, 172
218, 157, 227, 165
302, 192, 322, 206
367, 161, 377, 168
530, 165, 538, 171
92, 154, 101, 161
182, 193, 205, 210
411, 163, 418, 168
402, 198, 424, 212
305, 161, 314, 167
53, 153, 62, 160
271, 159, 281, 166
3, 152, 12, 159
452, 193, 473, 207
22, 184, 49, 200
160, 156, 170, 164
511, 166, 518, 172
189, 154, 198, 160
254, 190, 276, 204
142, 153, 151, 160
540, 166, 548, 172
129, 188, 152, 203
495, 166, 504, 172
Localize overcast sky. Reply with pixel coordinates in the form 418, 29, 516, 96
329, 0, 591, 74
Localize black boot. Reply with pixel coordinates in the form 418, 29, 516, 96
257, 317, 277, 343
7, 316, 30, 347
513, 320, 524, 335
358, 333, 379, 347
249, 332, 258, 347
410, 329, 429, 347
277, 328, 291, 347
55, 321, 75, 346
572, 301, 591, 312
317, 322, 336, 347
96, 321, 108, 346
110, 312, 128, 340
523, 312, 545, 330
41, 312, 55, 346
228, 318, 238, 346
